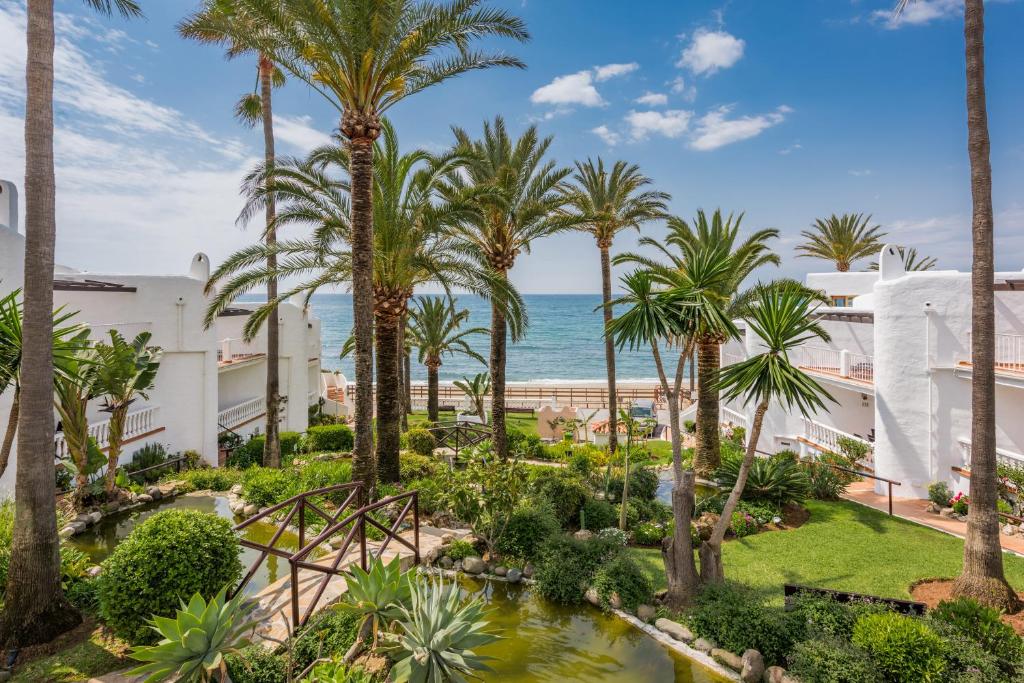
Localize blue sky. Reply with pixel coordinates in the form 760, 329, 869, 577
0, 0, 1022, 293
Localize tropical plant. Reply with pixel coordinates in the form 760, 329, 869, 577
91, 330, 162, 498
52, 344, 105, 503
443, 117, 577, 459
615, 209, 779, 476
336, 556, 411, 663
868, 246, 937, 272
408, 296, 487, 423
384, 577, 500, 682
566, 158, 669, 454
1, 0, 142, 647
703, 282, 834, 582
128, 586, 257, 683
454, 372, 491, 424
213, 0, 528, 498
439, 459, 527, 557
795, 213, 886, 272
716, 453, 811, 508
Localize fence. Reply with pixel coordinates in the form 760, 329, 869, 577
793, 346, 874, 384
426, 422, 493, 456
54, 405, 161, 460
218, 334, 267, 363
964, 332, 1024, 374
372, 384, 663, 410
801, 418, 873, 463
217, 397, 265, 431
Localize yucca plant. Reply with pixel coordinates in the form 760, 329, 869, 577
128, 586, 257, 683
338, 557, 412, 663
384, 577, 499, 683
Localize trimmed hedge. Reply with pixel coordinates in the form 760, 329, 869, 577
496, 505, 560, 560
405, 429, 437, 457
305, 424, 354, 453
228, 431, 301, 469
851, 612, 947, 683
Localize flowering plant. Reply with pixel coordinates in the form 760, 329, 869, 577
950, 492, 969, 515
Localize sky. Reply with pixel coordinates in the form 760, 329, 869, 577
0, 0, 1022, 294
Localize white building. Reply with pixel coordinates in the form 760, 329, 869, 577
0, 180, 322, 494
723, 245, 1024, 499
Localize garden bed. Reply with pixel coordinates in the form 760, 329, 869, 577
911, 578, 1024, 635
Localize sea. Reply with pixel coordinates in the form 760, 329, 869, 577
298, 293, 691, 384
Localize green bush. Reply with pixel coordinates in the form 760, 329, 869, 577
717, 453, 810, 507
305, 424, 354, 453
592, 554, 653, 612
787, 638, 882, 683
0, 500, 14, 593
533, 534, 621, 605
730, 510, 759, 538
851, 612, 947, 683
126, 443, 168, 483
292, 605, 362, 673
406, 477, 443, 516
405, 428, 437, 457
737, 500, 780, 525
296, 460, 352, 505
567, 451, 595, 477
684, 419, 696, 434
530, 470, 589, 528
805, 460, 849, 500
928, 481, 953, 508
496, 505, 560, 560
97, 509, 242, 643
615, 466, 658, 502
580, 497, 617, 531
446, 539, 476, 562
226, 644, 287, 683
791, 592, 892, 641
631, 497, 672, 524
632, 521, 665, 546
399, 453, 437, 482
242, 467, 297, 507
173, 467, 243, 492
229, 432, 302, 469
929, 622, 1007, 683
686, 582, 806, 666
930, 598, 1023, 671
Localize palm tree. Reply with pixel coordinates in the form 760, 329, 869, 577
700, 282, 833, 582
179, 0, 288, 468
0, 0, 142, 650
444, 117, 577, 458
565, 158, 669, 454
219, 0, 528, 496
408, 297, 487, 423
867, 246, 937, 272
796, 213, 886, 272
616, 209, 779, 476
53, 344, 101, 506
454, 372, 491, 424
91, 331, 162, 498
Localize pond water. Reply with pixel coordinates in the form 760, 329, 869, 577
657, 470, 720, 505
460, 576, 728, 682
68, 493, 300, 595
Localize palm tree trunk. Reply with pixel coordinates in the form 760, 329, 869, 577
0, 0, 82, 646
688, 350, 695, 397
375, 311, 401, 483
104, 407, 127, 498
403, 349, 412, 421
490, 272, 508, 459
661, 389, 698, 610
399, 316, 409, 432
343, 114, 378, 502
260, 54, 281, 469
699, 400, 768, 584
0, 385, 20, 477
951, 0, 1020, 612
693, 338, 722, 477
427, 362, 439, 424
599, 245, 618, 454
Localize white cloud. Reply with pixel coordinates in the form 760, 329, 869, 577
872, 0, 960, 28
635, 91, 668, 107
591, 125, 621, 146
593, 62, 639, 81
274, 114, 332, 153
625, 109, 692, 141
689, 105, 789, 151
779, 142, 803, 155
669, 76, 698, 102
531, 70, 604, 107
849, 169, 873, 177
677, 28, 745, 75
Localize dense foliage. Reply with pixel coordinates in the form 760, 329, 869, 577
304, 424, 355, 453
851, 612, 948, 683
591, 554, 653, 611
533, 534, 622, 605
404, 428, 437, 456
229, 431, 302, 469
717, 452, 810, 507
496, 504, 560, 560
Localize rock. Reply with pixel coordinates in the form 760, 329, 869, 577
462, 556, 486, 575
654, 618, 694, 642
494, 565, 508, 577
573, 529, 595, 541
146, 486, 163, 500
584, 588, 600, 606
506, 568, 523, 584
522, 563, 534, 578
73, 513, 92, 526
424, 547, 442, 565
58, 526, 75, 540
694, 512, 719, 540
68, 521, 87, 534
242, 504, 259, 517
440, 533, 455, 544
711, 648, 743, 672
0, 669, 11, 682
86, 565, 102, 578
926, 501, 942, 514
136, 493, 153, 504
637, 604, 656, 622
88, 511, 103, 525
438, 556, 454, 569
764, 666, 787, 683
453, 560, 463, 572
741, 649, 765, 683
1003, 524, 1018, 536
608, 592, 623, 610
101, 501, 120, 514
230, 484, 243, 495
939, 506, 956, 518
693, 638, 715, 653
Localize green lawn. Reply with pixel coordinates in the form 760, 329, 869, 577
407, 410, 539, 436
11, 622, 130, 683
630, 499, 1024, 605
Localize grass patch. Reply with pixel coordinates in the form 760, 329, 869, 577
629, 499, 1024, 605
407, 410, 539, 436
11, 620, 130, 683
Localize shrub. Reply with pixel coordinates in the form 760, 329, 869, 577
405, 428, 436, 457
687, 582, 806, 666
684, 419, 696, 434
787, 638, 881, 683
229, 432, 302, 469
241, 467, 297, 507
297, 460, 352, 504
851, 612, 947, 683
531, 470, 589, 528
633, 521, 665, 546
406, 477, 443, 516
928, 481, 953, 508
592, 554, 653, 611
951, 492, 969, 515
928, 622, 1006, 683
737, 500, 780, 526
399, 453, 437, 482
791, 592, 892, 641
226, 645, 287, 683
930, 598, 1023, 669
126, 443, 168, 482
567, 451, 595, 477
97, 509, 242, 643
173, 467, 242, 492
533, 534, 622, 605
717, 454, 810, 507
446, 539, 476, 562
596, 527, 628, 546
305, 424, 354, 453
580, 498, 617, 531
631, 497, 672, 524
292, 605, 362, 673
627, 466, 659, 502
729, 511, 759, 538
496, 505, 560, 561
805, 460, 848, 500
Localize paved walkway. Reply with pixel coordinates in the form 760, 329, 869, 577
843, 479, 1024, 556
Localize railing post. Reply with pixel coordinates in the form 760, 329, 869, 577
413, 492, 420, 565
359, 516, 367, 571
888, 481, 893, 516
221, 338, 232, 362
840, 349, 851, 378
290, 562, 300, 627
298, 500, 305, 551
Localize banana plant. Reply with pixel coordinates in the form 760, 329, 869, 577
128, 585, 257, 683
453, 372, 490, 424
338, 556, 412, 663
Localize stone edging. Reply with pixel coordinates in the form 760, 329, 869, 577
615, 610, 740, 681
59, 482, 182, 540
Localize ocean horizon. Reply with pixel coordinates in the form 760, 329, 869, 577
254, 293, 694, 384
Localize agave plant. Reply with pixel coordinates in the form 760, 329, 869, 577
384, 577, 499, 683
338, 556, 412, 662
301, 660, 373, 683
128, 586, 257, 683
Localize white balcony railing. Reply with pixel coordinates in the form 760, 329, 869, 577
722, 406, 748, 429
802, 417, 873, 462
793, 346, 873, 384
218, 397, 264, 430
218, 335, 266, 363
963, 332, 1024, 375
54, 405, 161, 460
959, 439, 1024, 468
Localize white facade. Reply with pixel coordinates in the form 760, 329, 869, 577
726, 245, 1024, 499
0, 180, 322, 494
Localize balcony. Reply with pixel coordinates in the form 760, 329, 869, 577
792, 346, 874, 387
218, 335, 266, 369
799, 417, 874, 466
218, 397, 266, 431
958, 333, 1024, 377
55, 405, 163, 460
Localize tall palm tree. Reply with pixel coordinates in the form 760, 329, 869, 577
179, 0, 288, 468
219, 0, 528, 497
565, 158, 669, 454
868, 246, 937, 272
795, 213, 886, 272
701, 282, 833, 582
408, 296, 487, 423
616, 209, 779, 476
0, 0, 142, 650
91, 330, 162, 498
894, 0, 1020, 611
444, 117, 577, 458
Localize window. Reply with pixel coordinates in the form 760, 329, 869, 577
830, 295, 853, 307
